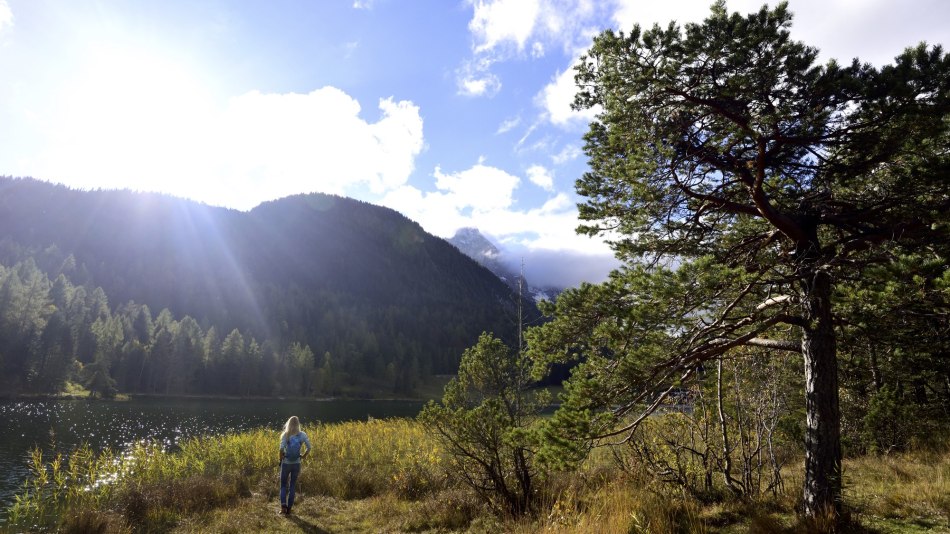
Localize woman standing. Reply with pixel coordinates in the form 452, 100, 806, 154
278, 415, 312, 515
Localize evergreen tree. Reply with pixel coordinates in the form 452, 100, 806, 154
420, 333, 548, 516
530, 2, 950, 519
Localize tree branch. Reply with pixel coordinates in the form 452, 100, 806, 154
744, 338, 801, 352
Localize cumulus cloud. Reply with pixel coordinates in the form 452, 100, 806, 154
537, 56, 600, 126
433, 162, 521, 211
469, 0, 542, 53
25, 73, 424, 210
216, 89, 424, 207
526, 164, 554, 191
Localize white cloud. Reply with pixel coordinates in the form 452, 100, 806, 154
531, 41, 545, 58
538, 56, 601, 126
612, 0, 950, 67
352, 0, 374, 9
473, 0, 950, 118
610, 0, 734, 31
456, 56, 503, 97
552, 144, 581, 165
514, 122, 538, 150
539, 0, 950, 127
458, 73, 502, 97
461, 0, 611, 97
22, 59, 424, 211
210, 89, 425, 208
433, 163, 520, 212
379, 161, 617, 286
539, 191, 571, 212
526, 164, 554, 191
0, 0, 12, 33
469, 0, 604, 55
381, 162, 523, 235
469, 0, 541, 53
778, 0, 950, 67
496, 115, 521, 134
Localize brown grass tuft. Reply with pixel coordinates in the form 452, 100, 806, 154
60, 509, 130, 534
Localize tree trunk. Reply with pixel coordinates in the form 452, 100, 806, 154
717, 357, 742, 496
800, 267, 842, 518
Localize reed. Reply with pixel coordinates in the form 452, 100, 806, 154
3, 419, 446, 532
304, 418, 446, 499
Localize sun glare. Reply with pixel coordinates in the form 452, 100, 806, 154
54, 44, 216, 194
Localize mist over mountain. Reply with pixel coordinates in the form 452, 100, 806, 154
0, 177, 538, 396
449, 228, 562, 303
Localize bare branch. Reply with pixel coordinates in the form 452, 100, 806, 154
744, 338, 801, 352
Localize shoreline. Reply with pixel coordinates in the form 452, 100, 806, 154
1, 391, 432, 403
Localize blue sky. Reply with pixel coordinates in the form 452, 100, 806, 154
1, 0, 948, 287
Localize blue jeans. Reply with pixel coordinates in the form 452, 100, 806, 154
279, 462, 301, 509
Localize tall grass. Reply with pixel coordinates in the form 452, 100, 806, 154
6, 429, 276, 532
6, 418, 950, 533
4, 419, 445, 532
297, 418, 446, 500
525, 477, 707, 534
844, 448, 950, 524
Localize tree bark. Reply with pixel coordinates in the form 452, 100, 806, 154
799, 267, 842, 518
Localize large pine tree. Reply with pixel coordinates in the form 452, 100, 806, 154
529, 1, 950, 519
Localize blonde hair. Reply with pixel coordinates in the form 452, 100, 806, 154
280, 416, 301, 443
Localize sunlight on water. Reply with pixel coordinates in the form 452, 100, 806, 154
0, 397, 423, 511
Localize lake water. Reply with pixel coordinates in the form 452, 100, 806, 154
0, 397, 424, 511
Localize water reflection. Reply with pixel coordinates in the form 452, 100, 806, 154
0, 397, 423, 509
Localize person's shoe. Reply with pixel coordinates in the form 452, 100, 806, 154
280, 506, 288, 515
286, 507, 293, 516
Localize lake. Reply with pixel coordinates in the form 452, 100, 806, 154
0, 397, 425, 511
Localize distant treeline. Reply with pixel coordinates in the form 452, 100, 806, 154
0, 257, 427, 397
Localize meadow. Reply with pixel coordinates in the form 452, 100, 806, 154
4, 418, 949, 533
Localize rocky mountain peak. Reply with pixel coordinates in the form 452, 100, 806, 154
448, 227, 562, 304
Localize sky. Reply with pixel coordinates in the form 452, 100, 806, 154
1, 0, 948, 288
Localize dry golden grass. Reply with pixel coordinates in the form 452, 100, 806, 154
844, 448, 950, 530
519, 478, 706, 534
7, 418, 950, 533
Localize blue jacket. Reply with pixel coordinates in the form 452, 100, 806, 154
280, 432, 312, 464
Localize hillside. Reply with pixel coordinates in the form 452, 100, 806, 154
0, 177, 537, 396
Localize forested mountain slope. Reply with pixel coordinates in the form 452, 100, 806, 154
0, 177, 536, 396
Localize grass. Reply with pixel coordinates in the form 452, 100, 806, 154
843, 448, 950, 531
5, 419, 950, 533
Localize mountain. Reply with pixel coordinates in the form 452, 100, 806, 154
0, 177, 537, 395
449, 228, 562, 303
